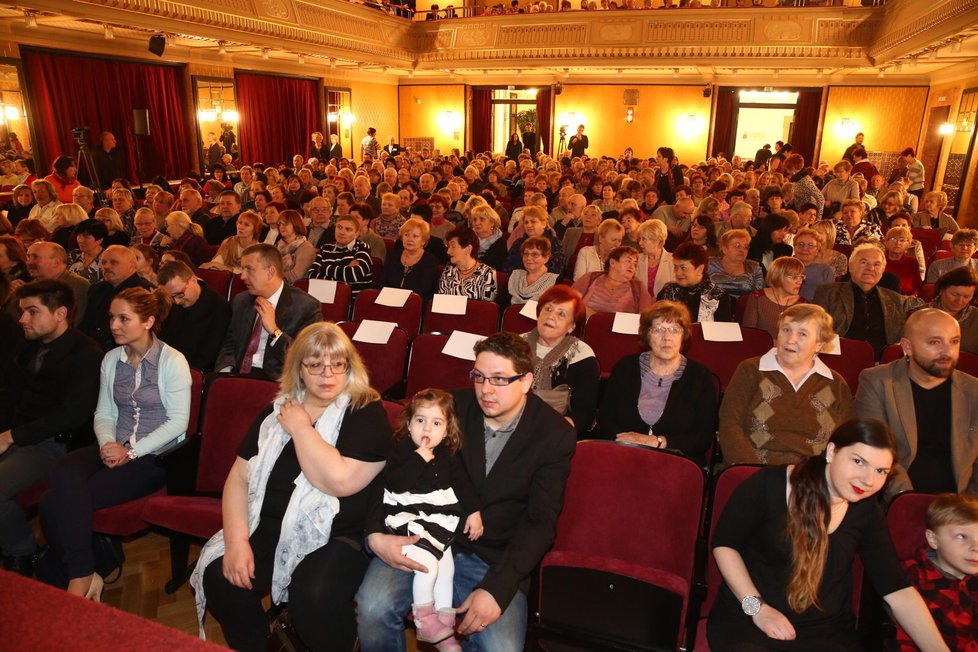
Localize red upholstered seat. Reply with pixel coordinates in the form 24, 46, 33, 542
581, 312, 644, 379
142, 374, 279, 592
337, 321, 408, 395
293, 278, 353, 323
500, 303, 537, 335
423, 298, 499, 336
886, 492, 937, 563
194, 268, 232, 301
685, 324, 773, 391
911, 228, 943, 262
537, 441, 705, 651
228, 273, 248, 300
917, 283, 936, 302
820, 337, 875, 393
381, 400, 404, 429
352, 288, 423, 340
880, 343, 904, 364
405, 334, 475, 397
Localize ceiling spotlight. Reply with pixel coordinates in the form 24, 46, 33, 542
218, 41, 227, 55
816, 69, 825, 79
449, 70, 457, 79
298, 54, 305, 64
357, 62, 364, 71
730, 69, 738, 77
951, 39, 963, 54
261, 48, 269, 60
929, 48, 939, 60
103, 24, 114, 39
877, 68, 885, 78
908, 56, 918, 69
382, 65, 389, 74
329, 58, 336, 69
672, 68, 679, 78
25, 10, 37, 28
407, 69, 414, 78
894, 62, 902, 73
772, 69, 780, 79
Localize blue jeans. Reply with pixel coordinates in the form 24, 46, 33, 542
356, 551, 527, 652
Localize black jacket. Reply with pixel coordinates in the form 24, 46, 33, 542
79, 273, 154, 351
159, 281, 231, 372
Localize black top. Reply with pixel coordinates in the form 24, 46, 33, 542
710, 466, 909, 633
204, 214, 239, 246
594, 353, 718, 460
79, 273, 154, 351
909, 378, 956, 493
238, 400, 392, 539
158, 281, 231, 372
379, 249, 440, 302
90, 146, 124, 190
845, 282, 887, 359
568, 134, 588, 158
478, 237, 508, 272
654, 166, 685, 205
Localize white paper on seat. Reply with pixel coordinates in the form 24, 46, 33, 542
442, 331, 484, 361
432, 294, 468, 315
612, 312, 640, 335
821, 334, 842, 355
375, 287, 412, 308
307, 279, 338, 304
700, 321, 743, 342
353, 319, 397, 344
519, 300, 538, 320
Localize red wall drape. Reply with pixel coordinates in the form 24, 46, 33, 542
536, 87, 552, 156
471, 88, 492, 155
21, 47, 192, 184
711, 88, 736, 158
234, 72, 321, 166
791, 89, 823, 167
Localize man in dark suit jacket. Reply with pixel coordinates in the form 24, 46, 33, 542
814, 243, 909, 359
357, 332, 576, 649
214, 244, 321, 380
204, 190, 241, 246
854, 309, 978, 498
78, 245, 154, 351
0, 280, 102, 575
158, 261, 231, 372
327, 134, 343, 162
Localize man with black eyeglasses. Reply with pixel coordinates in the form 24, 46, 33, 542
357, 331, 575, 651
157, 261, 230, 373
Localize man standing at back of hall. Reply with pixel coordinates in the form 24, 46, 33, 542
89, 131, 123, 190
521, 122, 538, 159
568, 124, 588, 158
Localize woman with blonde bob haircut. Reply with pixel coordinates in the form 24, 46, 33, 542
635, 218, 675, 298
193, 322, 391, 652
573, 217, 625, 280
741, 256, 808, 339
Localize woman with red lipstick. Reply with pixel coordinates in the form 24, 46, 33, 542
708, 418, 950, 652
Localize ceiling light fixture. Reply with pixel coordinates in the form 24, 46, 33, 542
877, 68, 885, 78
218, 41, 227, 55
104, 24, 114, 39
329, 58, 336, 69
24, 10, 37, 28
951, 40, 963, 54
298, 54, 305, 64
261, 48, 269, 60
929, 48, 939, 60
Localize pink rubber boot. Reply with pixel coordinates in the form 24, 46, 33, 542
412, 602, 454, 643
434, 609, 462, 652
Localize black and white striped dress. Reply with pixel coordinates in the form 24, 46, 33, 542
382, 437, 478, 559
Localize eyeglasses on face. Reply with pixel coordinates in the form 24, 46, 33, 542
650, 325, 682, 336
469, 370, 527, 386
301, 360, 349, 376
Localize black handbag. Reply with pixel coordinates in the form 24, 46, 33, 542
267, 608, 309, 652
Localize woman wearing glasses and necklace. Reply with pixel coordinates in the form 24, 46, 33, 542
192, 322, 392, 652
594, 301, 718, 463
741, 257, 808, 339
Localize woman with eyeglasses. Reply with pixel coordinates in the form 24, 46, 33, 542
192, 322, 392, 652
741, 257, 808, 339
883, 224, 924, 296
719, 304, 853, 467
791, 227, 835, 301
520, 285, 599, 438
594, 301, 718, 462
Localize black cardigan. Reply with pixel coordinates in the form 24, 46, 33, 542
594, 353, 718, 461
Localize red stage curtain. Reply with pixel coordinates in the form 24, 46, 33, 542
471, 88, 492, 155
711, 88, 736, 158
536, 87, 552, 156
21, 48, 192, 183
234, 72, 321, 166
792, 89, 824, 167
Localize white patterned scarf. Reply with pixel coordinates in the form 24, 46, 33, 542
189, 391, 350, 638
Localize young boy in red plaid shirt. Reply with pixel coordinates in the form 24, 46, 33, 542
895, 493, 978, 652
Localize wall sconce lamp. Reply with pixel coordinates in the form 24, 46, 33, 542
938, 122, 954, 135
626, 107, 634, 124
676, 114, 705, 138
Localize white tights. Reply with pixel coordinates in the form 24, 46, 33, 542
402, 543, 455, 609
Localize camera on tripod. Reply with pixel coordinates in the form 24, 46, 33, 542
72, 126, 90, 147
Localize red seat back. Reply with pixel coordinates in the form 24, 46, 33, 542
932, 250, 952, 262
352, 288, 423, 340
405, 334, 475, 396
911, 228, 943, 262
685, 324, 773, 390
957, 350, 978, 378
337, 321, 408, 395
196, 375, 279, 493
424, 299, 499, 336
880, 343, 904, 364
500, 303, 537, 335
917, 283, 936, 302
819, 338, 875, 394
186, 369, 205, 438
381, 400, 405, 430
228, 273, 248, 300
886, 492, 937, 562
734, 293, 750, 324
194, 268, 232, 301
293, 278, 353, 323
581, 312, 644, 379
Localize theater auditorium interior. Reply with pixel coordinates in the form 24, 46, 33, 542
1, 0, 978, 650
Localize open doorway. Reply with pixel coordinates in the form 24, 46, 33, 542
732, 90, 799, 162
491, 88, 537, 155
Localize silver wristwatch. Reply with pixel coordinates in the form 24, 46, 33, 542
741, 595, 762, 617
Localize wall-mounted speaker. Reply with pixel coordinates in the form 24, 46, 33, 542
703, 85, 713, 99
148, 34, 166, 57
623, 89, 639, 105
132, 109, 150, 136
554, 82, 563, 95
